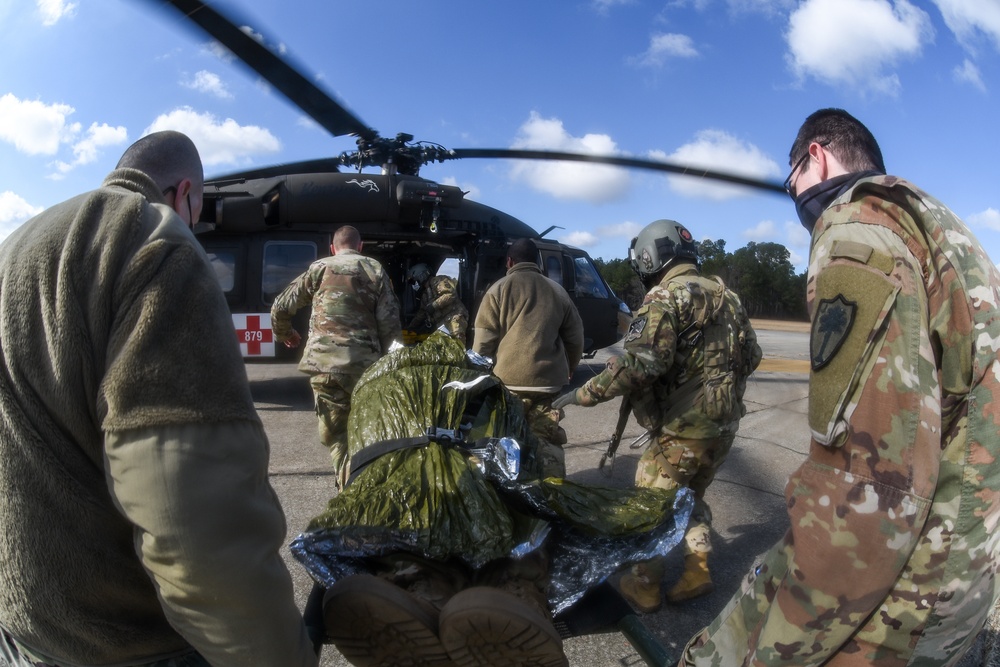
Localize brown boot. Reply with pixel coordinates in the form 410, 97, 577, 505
618, 571, 662, 614
323, 574, 454, 666
438, 587, 567, 667
666, 553, 713, 602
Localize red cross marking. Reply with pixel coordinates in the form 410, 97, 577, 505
236, 315, 274, 355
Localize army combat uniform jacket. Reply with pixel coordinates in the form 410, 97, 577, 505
576, 263, 761, 440
272, 249, 401, 380
682, 176, 1000, 666
408, 274, 469, 339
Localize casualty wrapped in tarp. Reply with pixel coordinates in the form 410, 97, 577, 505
291, 332, 692, 613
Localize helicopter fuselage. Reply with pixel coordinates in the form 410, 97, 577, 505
197, 169, 629, 360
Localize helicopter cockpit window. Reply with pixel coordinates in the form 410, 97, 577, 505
206, 250, 236, 293
262, 241, 317, 303
545, 256, 563, 285
574, 256, 609, 299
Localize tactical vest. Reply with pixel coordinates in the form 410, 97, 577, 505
633, 276, 751, 433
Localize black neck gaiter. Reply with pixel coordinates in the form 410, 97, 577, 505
794, 170, 884, 233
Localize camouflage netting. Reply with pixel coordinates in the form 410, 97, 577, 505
291, 332, 692, 613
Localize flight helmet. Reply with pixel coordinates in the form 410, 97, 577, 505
407, 263, 432, 288
628, 219, 699, 279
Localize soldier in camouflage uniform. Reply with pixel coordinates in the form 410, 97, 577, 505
679, 108, 1000, 667
405, 263, 469, 341
555, 220, 761, 612
271, 225, 401, 489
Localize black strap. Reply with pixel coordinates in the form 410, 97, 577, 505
347, 435, 431, 485
346, 427, 484, 487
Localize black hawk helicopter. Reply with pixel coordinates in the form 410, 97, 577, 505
146, 0, 785, 361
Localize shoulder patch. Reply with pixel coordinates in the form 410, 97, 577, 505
811, 295, 856, 371
624, 317, 647, 343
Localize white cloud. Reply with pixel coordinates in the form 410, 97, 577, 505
786, 0, 933, 96
0, 94, 79, 155
184, 71, 234, 100
930, 0, 1000, 53
50, 122, 128, 179
597, 221, 643, 239
439, 176, 481, 201
969, 207, 1000, 231
144, 107, 281, 167
743, 219, 778, 240
507, 112, 631, 204
0, 192, 44, 245
630, 33, 699, 67
657, 129, 781, 200
564, 231, 599, 247
953, 58, 986, 91
37, 0, 76, 26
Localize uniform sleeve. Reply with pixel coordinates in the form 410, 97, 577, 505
105, 422, 316, 667
560, 292, 585, 373
270, 267, 320, 343
743, 310, 763, 372
472, 288, 501, 358
375, 269, 402, 352
424, 277, 456, 319
577, 300, 677, 406
744, 222, 937, 666
102, 209, 315, 666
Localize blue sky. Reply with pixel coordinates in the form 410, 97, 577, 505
1, 0, 998, 273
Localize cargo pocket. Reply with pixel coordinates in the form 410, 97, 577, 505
809, 261, 900, 446
703, 371, 738, 421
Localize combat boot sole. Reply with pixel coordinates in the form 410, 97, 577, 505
618, 572, 662, 614
323, 574, 454, 667
438, 586, 568, 667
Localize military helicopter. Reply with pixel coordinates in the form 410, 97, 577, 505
149, 0, 786, 361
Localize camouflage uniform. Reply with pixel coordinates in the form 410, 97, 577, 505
518, 393, 569, 478
271, 249, 401, 487
407, 274, 469, 341
574, 262, 761, 565
681, 176, 1000, 666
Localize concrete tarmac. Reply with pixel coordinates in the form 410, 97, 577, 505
249, 322, 999, 666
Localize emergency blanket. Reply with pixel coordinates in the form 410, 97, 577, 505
291, 332, 692, 613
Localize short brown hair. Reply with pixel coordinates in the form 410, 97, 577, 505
333, 225, 361, 251
789, 108, 885, 174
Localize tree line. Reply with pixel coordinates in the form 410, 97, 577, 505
594, 240, 808, 321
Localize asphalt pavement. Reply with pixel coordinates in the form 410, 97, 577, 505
249, 322, 999, 666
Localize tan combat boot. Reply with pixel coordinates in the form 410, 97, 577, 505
618, 571, 663, 614
666, 552, 713, 602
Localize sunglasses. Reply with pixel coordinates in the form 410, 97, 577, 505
783, 140, 830, 198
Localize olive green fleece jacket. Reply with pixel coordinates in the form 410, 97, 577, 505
473, 262, 584, 392
0, 169, 315, 667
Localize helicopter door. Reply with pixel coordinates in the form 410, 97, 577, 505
472, 244, 508, 316
567, 252, 620, 353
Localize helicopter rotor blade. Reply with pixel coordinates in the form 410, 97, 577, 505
147, 0, 377, 142
207, 158, 345, 183
448, 148, 787, 195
